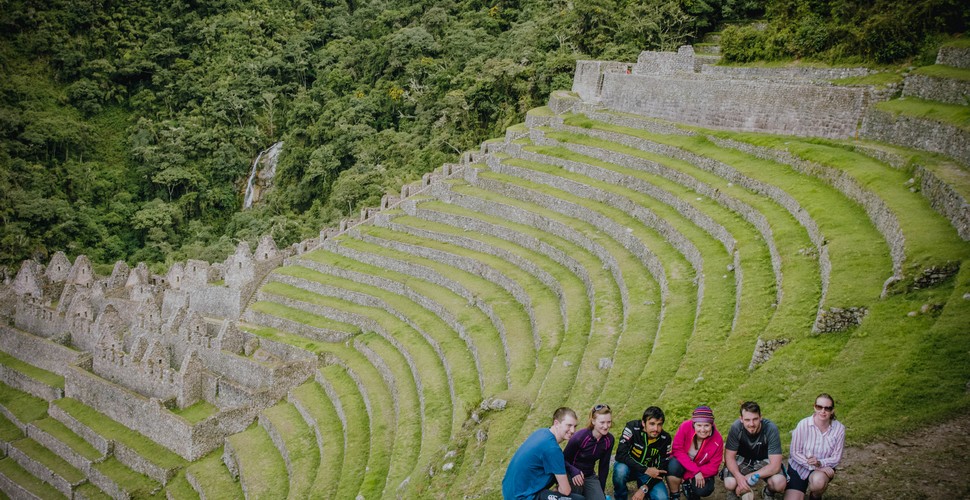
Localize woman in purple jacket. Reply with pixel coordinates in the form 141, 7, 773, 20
563, 404, 616, 500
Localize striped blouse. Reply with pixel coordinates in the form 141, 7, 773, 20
788, 415, 845, 480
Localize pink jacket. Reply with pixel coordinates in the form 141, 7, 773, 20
671, 419, 724, 479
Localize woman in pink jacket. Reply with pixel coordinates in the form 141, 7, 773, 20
667, 406, 724, 500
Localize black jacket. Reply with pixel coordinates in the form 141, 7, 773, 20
614, 419, 672, 476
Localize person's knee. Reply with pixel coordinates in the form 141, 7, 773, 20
722, 475, 737, 490
613, 462, 630, 485
808, 472, 830, 493
767, 473, 787, 491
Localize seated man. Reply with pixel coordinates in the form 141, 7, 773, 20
720, 401, 786, 500
502, 407, 586, 500
612, 406, 672, 500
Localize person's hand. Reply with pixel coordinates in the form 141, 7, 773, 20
807, 455, 820, 468
647, 467, 667, 479
631, 486, 647, 500
734, 472, 751, 493
695, 472, 706, 489
571, 473, 584, 487
820, 466, 835, 478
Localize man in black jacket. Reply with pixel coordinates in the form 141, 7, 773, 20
612, 406, 672, 500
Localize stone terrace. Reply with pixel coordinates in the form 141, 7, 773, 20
0, 45, 968, 499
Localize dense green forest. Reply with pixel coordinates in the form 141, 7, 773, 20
0, 0, 965, 273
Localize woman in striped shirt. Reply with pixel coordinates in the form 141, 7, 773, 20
784, 393, 845, 500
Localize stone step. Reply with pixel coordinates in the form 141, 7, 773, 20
0, 381, 48, 432
0, 456, 67, 499
258, 402, 318, 499
7, 437, 86, 497
184, 448, 241, 500
0, 350, 65, 402
49, 399, 184, 485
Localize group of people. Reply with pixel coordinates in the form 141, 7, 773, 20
502, 394, 844, 500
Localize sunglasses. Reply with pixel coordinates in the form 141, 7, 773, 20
814, 404, 834, 412
593, 404, 611, 412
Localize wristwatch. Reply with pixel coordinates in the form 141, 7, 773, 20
641, 486, 649, 493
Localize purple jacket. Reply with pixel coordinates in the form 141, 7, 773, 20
563, 428, 615, 490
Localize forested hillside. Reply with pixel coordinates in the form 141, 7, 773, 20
0, 0, 963, 273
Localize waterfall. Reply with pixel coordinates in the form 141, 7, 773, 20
243, 141, 283, 209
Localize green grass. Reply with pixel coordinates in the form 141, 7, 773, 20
910, 64, 970, 82
297, 247, 509, 397
75, 482, 112, 500
227, 425, 288, 499
318, 366, 370, 500
170, 401, 217, 424
0, 382, 47, 425
93, 456, 162, 498
289, 381, 345, 496
31, 417, 100, 461
0, 352, 64, 388
260, 403, 319, 499
874, 97, 970, 132
0, 457, 65, 499
250, 300, 361, 333
556, 116, 891, 306
184, 448, 242, 500
51, 399, 184, 470
10, 438, 84, 483
163, 470, 199, 500
0, 412, 22, 443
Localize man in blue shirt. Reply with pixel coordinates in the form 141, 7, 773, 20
502, 407, 586, 500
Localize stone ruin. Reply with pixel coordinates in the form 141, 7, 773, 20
0, 237, 315, 460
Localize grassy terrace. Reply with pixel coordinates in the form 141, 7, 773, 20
534, 119, 821, 343
506, 143, 779, 410
0, 382, 47, 426
555, 114, 886, 308
163, 470, 198, 500
288, 381, 346, 496
184, 448, 241, 500
244, 319, 423, 497
874, 97, 970, 132
0, 457, 65, 498
93, 456, 161, 498
326, 235, 535, 394
439, 178, 666, 492
709, 133, 970, 278
10, 437, 84, 484
227, 425, 288, 498
263, 269, 459, 435
51, 399, 184, 471
295, 248, 509, 396
260, 403, 318, 499
0, 352, 64, 389
317, 365, 371, 499
910, 64, 970, 81
31, 417, 100, 461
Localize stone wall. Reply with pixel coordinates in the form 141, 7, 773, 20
575, 46, 881, 139
0, 325, 83, 377
861, 108, 970, 167
915, 164, 970, 241
936, 45, 970, 69
902, 73, 970, 105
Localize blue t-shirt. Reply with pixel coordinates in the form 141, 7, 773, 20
502, 428, 566, 500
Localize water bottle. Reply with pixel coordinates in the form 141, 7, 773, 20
747, 473, 760, 486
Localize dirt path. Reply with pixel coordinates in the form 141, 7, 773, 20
709, 412, 970, 499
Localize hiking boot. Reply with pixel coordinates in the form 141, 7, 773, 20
762, 485, 776, 500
